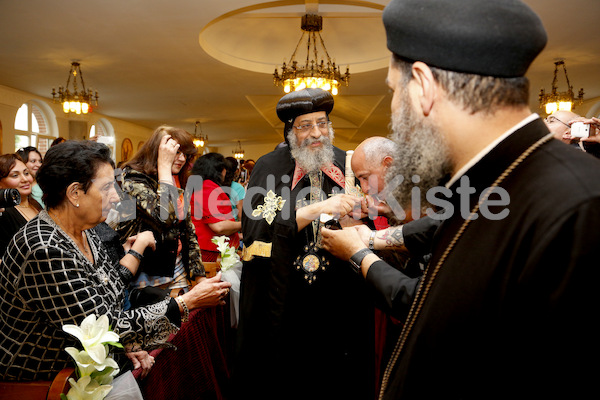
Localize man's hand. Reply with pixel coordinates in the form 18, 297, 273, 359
573, 117, 600, 144
319, 194, 364, 219
366, 195, 393, 219
321, 225, 368, 261
297, 194, 365, 231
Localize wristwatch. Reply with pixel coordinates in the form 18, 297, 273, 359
349, 248, 373, 273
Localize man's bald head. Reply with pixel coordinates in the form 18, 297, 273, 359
545, 110, 579, 142
352, 136, 397, 194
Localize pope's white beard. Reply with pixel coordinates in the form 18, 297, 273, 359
386, 93, 452, 212
287, 127, 335, 173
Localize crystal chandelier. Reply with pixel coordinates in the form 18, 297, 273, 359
539, 60, 584, 114
193, 121, 207, 148
273, 14, 350, 95
51, 62, 99, 115
233, 141, 245, 160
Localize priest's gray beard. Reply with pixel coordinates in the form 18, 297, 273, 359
386, 92, 452, 212
287, 127, 335, 173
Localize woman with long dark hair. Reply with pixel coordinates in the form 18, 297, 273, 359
114, 127, 232, 400
116, 125, 204, 295
16, 146, 44, 208
0, 153, 42, 256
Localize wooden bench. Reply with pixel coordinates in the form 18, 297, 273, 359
202, 261, 221, 278
0, 367, 75, 400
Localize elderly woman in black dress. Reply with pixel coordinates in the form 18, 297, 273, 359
0, 140, 230, 382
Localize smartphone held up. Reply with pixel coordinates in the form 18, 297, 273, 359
571, 121, 597, 138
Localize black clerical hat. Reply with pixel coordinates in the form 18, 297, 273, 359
382, 0, 547, 77
276, 88, 334, 124
276, 88, 335, 145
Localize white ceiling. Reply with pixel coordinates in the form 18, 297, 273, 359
0, 0, 599, 148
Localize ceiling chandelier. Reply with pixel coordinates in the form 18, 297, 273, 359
273, 14, 349, 95
51, 61, 99, 115
233, 141, 245, 160
539, 60, 584, 114
193, 121, 207, 148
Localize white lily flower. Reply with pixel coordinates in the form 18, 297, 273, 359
211, 235, 240, 272
65, 347, 120, 377
65, 375, 113, 400
211, 236, 229, 253
65, 347, 97, 377
63, 314, 120, 364
94, 364, 120, 386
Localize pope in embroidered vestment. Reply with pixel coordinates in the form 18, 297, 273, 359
234, 88, 375, 400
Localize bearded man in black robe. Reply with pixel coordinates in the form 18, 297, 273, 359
234, 88, 374, 400
321, 0, 600, 399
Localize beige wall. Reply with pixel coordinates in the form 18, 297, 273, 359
5, 83, 599, 164
576, 96, 600, 119
0, 84, 358, 163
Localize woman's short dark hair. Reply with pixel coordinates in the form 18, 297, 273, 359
37, 140, 114, 209
191, 153, 226, 185
16, 146, 42, 164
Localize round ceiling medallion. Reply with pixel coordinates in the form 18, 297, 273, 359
199, 1, 390, 75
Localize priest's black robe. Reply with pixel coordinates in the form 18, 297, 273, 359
371, 117, 600, 399
235, 145, 374, 400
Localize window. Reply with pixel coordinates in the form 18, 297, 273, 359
14, 102, 55, 156
90, 119, 116, 161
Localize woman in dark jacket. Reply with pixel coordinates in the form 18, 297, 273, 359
115, 125, 205, 296
115, 126, 232, 400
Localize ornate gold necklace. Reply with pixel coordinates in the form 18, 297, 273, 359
378, 133, 554, 399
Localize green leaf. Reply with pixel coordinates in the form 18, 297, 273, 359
91, 367, 114, 379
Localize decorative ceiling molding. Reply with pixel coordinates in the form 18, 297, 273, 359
199, 1, 389, 75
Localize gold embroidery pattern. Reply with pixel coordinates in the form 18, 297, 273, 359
252, 190, 286, 225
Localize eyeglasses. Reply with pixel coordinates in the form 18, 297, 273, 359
176, 151, 194, 161
544, 115, 570, 128
293, 121, 332, 132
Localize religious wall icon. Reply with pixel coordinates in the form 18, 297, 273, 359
121, 138, 133, 162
